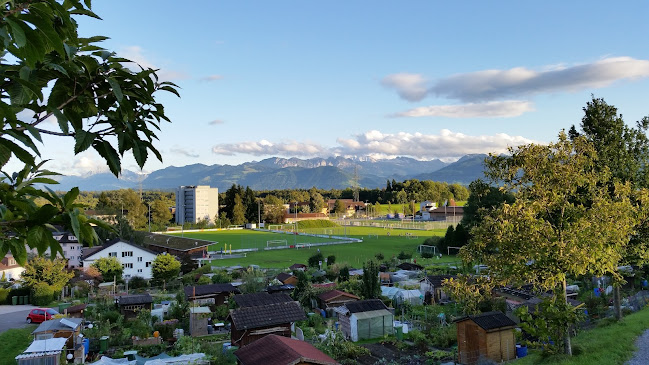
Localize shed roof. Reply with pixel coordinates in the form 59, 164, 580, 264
425, 275, 455, 287
189, 307, 211, 314
344, 299, 388, 313
234, 334, 338, 365
276, 272, 296, 283
228, 301, 306, 330
117, 294, 153, 306
397, 262, 423, 271
16, 338, 68, 359
233, 292, 293, 308
33, 318, 82, 334
353, 309, 393, 320
184, 284, 241, 298
455, 311, 516, 331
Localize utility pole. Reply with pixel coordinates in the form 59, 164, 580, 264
148, 203, 151, 232
258, 199, 261, 226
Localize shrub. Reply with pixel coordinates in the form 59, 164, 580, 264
327, 255, 336, 265
375, 252, 385, 261
154, 319, 179, 340
308, 252, 324, 268
214, 305, 229, 320
429, 325, 457, 348
103, 310, 122, 324
129, 276, 149, 289
0, 287, 9, 303
197, 276, 212, 285
32, 282, 54, 306
73, 281, 91, 298
408, 329, 429, 351
211, 271, 232, 284
397, 251, 412, 260
421, 251, 435, 259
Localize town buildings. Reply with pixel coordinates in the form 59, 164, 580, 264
175, 185, 219, 225
81, 239, 158, 279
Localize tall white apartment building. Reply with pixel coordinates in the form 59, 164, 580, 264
175, 185, 219, 225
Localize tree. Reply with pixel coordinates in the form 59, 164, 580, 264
151, 199, 172, 226
243, 187, 258, 223
120, 189, 147, 229
263, 195, 286, 224
308, 252, 324, 268
464, 133, 638, 355
21, 256, 73, 292
309, 187, 325, 213
240, 268, 265, 294
338, 267, 350, 282
92, 257, 123, 282
0, 2, 178, 264
333, 199, 346, 214
151, 254, 181, 284
361, 260, 380, 299
232, 194, 246, 225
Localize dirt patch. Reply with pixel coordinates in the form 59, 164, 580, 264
357, 342, 428, 365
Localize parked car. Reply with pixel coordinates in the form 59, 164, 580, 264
26, 308, 59, 323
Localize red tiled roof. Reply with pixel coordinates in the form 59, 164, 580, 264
235, 334, 339, 365
318, 290, 359, 302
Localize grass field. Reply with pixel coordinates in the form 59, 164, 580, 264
515, 306, 649, 365
171, 226, 456, 269
0, 325, 37, 364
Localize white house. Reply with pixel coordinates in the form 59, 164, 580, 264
0, 254, 24, 281
82, 239, 158, 279
27, 230, 83, 268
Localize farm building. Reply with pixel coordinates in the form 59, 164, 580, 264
184, 283, 241, 306
420, 275, 455, 304
456, 311, 517, 365
318, 290, 359, 309
116, 294, 153, 319
228, 300, 307, 347
234, 334, 339, 365
335, 299, 394, 342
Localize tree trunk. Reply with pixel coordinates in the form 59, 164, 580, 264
562, 279, 573, 356
613, 284, 622, 320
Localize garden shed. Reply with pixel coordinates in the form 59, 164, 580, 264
456, 311, 517, 365
336, 299, 394, 342
189, 307, 211, 337
234, 334, 338, 365
15, 338, 68, 365
116, 294, 153, 319
228, 300, 307, 347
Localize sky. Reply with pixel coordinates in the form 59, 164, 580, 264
11, 1, 649, 176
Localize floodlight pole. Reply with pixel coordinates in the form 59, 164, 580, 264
148, 203, 151, 232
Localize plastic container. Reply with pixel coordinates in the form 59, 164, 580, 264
335, 322, 339, 330
58, 303, 71, 313
11, 296, 17, 305
99, 336, 109, 353
83, 338, 89, 355
394, 324, 403, 340
516, 345, 528, 358
18, 296, 24, 305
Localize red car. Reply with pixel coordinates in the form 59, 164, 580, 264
26, 308, 59, 324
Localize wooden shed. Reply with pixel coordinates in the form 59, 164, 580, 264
228, 300, 307, 347
456, 311, 517, 365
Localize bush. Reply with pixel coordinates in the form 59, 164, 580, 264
129, 276, 149, 289
0, 287, 9, 303
327, 255, 336, 265
103, 310, 122, 324
421, 251, 435, 259
211, 271, 232, 284
214, 305, 229, 320
308, 252, 324, 268
375, 252, 385, 261
397, 250, 412, 260
408, 329, 429, 351
197, 276, 212, 285
32, 282, 54, 306
429, 325, 457, 348
154, 319, 179, 340
73, 281, 91, 298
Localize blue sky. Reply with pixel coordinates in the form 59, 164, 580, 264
20, 1, 649, 175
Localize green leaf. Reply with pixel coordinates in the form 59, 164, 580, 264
159, 85, 180, 98
132, 139, 148, 168
30, 204, 59, 224
63, 187, 80, 209
0, 138, 35, 165
107, 77, 123, 102
70, 8, 102, 20
74, 130, 96, 154
0, 143, 10, 168
51, 109, 69, 134
93, 140, 121, 176
5, 18, 26, 47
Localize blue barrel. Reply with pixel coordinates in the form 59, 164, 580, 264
335, 322, 339, 330
516, 345, 527, 358
643, 280, 648, 287
83, 339, 89, 355
320, 309, 326, 318
594, 288, 601, 297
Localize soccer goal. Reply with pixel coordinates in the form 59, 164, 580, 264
267, 239, 288, 248
418, 245, 438, 255
268, 225, 283, 231
447, 246, 462, 255
368, 234, 379, 239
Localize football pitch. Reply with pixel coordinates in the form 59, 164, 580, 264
169, 227, 456, 268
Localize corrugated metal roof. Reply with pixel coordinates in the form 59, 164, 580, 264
353, 309, 393, 320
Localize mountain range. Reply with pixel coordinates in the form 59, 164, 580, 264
53, 155, 488, 191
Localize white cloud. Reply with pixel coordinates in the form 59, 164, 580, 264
212, 140, 327, 157
381, 73, 428, 101
53, 154, 110, 176
208, 119, 225, 125
212, 130, 535, 160
120, 46, 189, 81
384, 57, 649, 103
200, 75, 224, 82
170, 147, 199, 158
394, 100, 534, 118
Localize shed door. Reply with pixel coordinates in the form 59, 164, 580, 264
465, 323, 480, 365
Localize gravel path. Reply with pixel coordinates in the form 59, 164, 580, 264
626, 329, 649, 365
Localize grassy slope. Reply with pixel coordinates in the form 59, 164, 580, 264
0, 325, 37, 364
191, 226, 453, 269
516, 307, 649, 365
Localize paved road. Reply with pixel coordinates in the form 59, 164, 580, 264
0, 305, 35, 334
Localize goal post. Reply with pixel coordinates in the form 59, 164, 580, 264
418, 245, 438, 255
447, 246, 462, 256
268, 225, 283, 231
368, 234, 379, 239
267, 239, 288, 248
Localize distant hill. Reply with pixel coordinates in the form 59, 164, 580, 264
51, 155, 488, 191
415, 154, 488, 185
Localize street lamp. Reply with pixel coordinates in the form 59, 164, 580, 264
148, 203, 151, 232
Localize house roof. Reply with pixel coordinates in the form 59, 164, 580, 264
117, 294, 153, 306
266, 284, 295, 293
65, 304, 87, 313
81, 239, 158, 261
456, 311, 516, 331
33, 318, 82, 334
425, 275, 456, 287
233, 292, 293, 308
397, 262, 423, 271
318, 290, 359, 302
289, 264, 307, 270
0, 254, 21, 270
276, 272, 296, 283
312, 282, 336, 289
344, 299, 388, 314
184, 284, 241, 298
228, 301, 306, 330
234, 334, 338, 365
143, 233, 212, 252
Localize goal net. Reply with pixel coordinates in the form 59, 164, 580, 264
268, 225, 283, 231
267, 239, 288, 248
418, 245, 438, 255
368, 234, 379, 239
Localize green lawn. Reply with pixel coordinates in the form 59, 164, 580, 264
198, 226, 454, 269
515, 307, 649, 365
0, 325, 37, 364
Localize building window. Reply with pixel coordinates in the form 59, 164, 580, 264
137, 269, 143, 273
137, 257, 143, 262
122, 251, 133, 257
122, 263, 133, 269
109, 252, 117, 257
146, 262, 151, 267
